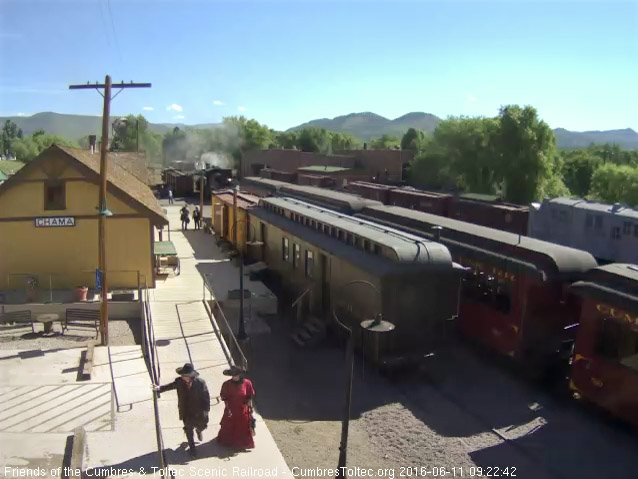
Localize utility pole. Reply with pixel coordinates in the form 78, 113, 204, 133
69, 76, 151, 346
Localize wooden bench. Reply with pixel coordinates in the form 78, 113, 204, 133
0, 310, 35, 333
63, 309, 100, 338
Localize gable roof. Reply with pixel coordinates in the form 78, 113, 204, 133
0, 145, 167, 225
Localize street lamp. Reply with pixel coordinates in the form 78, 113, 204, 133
332, 280, 394, 479
228, 218, 262, 341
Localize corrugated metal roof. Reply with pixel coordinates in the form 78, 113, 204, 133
259, 197, 453, 267
298, 166, 351, 173
545, 197, 638, 218
360, 205, 597, 276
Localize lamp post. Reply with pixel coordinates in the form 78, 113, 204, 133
228, 217, 262, 341
332, 280, 393, 479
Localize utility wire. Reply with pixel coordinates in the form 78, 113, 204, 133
105, 0, 123, 64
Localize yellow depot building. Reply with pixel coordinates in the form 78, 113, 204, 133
0, 144, 168, 294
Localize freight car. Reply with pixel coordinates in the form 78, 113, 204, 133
356, 204, 597, 375
246, 196, 463, 360
569, 263, 638, 427
449, 193, 529, 235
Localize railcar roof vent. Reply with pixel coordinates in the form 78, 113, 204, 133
611, 203, 623, 213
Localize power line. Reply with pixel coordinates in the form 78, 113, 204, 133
96, 0, 112, 49
104, 0, 123, 64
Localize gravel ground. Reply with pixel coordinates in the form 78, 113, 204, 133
246, 316, 638, 479
0, 318, 141, 350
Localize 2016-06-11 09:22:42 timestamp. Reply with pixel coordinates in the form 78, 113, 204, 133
398, 466, 517, 477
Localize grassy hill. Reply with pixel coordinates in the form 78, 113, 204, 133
288, 111, 441, 140
0, 112, 220, 143
3, 111, 637, 150
289, 112, 638, 149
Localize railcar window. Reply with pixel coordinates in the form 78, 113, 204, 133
363, 239, 370, 251
596, 319, 638, 372
634, 224, 638, 237
374, 244, 382, 255
305, 250, 314, 278
282, 237, 290, 262
623, 222, 631, 235
461, 269, 511, 314
595, 215, 603, 229
338, 230, 345, 241
585, 214, 593, 229
293, 243, 300, 268
347, 233, 354, 245
611, 226, 621, 240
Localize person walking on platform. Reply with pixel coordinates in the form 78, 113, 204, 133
217, 365, 256, 450
153, 363, 210, 458
180, 206, 190, 231
193, 207, 201, 230
168, 187, 174, 205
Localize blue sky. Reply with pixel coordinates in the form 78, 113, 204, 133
1, 0, 637, 132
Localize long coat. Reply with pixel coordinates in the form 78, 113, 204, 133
159, 377, 210, 422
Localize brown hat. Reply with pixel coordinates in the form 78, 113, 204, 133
176, 363, 199, 377
223, 365, 246, 377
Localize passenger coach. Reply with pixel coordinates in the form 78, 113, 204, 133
569, 263, 638, 426
247, 197, 464, 359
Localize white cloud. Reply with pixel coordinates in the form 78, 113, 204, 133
143, 106, 154, 111
17, 112, 28, 117
166, 104, 183, 112
174, 115, 185, 120
213, 100, 224, 106
467, 94, 477, 102
237, 106, 247, 111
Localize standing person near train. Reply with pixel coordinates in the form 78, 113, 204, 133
216, 365, 256, 450
152, 363, 210, 458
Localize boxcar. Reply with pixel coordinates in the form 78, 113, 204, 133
248, 197, 463, 360
569, 264, 638, 426
449, 194, 529, 235
388, 188, 451, 216
357, 205, 598, 373
346, 181, 393, 203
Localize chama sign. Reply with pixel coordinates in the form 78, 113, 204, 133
35, 217, 76, 228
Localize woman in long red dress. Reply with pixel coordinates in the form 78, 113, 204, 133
217, 365, 255, 449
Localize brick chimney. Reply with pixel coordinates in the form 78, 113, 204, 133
88, 135, 97, 154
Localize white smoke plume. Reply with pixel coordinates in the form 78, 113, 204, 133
200, 152, 233, 169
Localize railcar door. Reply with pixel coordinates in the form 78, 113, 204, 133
320, 254, 330, 319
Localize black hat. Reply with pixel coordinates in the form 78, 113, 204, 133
223, 365, 246, 377
176, 363, 199, 377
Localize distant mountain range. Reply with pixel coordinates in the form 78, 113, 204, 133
2, 111, 638, 150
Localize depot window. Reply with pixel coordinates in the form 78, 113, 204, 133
44, 181, 66, 210
293, 243, 300, 268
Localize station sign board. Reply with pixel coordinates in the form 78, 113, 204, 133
34, 216, 76, 228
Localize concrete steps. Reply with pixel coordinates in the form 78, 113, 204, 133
291, 316, 327, 348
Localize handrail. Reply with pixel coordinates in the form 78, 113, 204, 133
202, 276, 248, 371
141, 281, 168, 472
292, 286, 312, 309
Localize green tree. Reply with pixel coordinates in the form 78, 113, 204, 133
330, 132, 360, 151
297, 127, 330, 153
1, 120, 23, 155
369, 134, 400, 150
273, 131, 298, 149
400, 128, 427, 151
494, 105, 556, 204
10, 132, 77, 163
590, 163, 638, 206
560, 150, 601, 197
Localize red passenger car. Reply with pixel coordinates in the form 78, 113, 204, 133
356, 205, 598, 373
569, 264, 638, 427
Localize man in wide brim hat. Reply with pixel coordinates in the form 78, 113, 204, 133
153, 363, 210, 458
